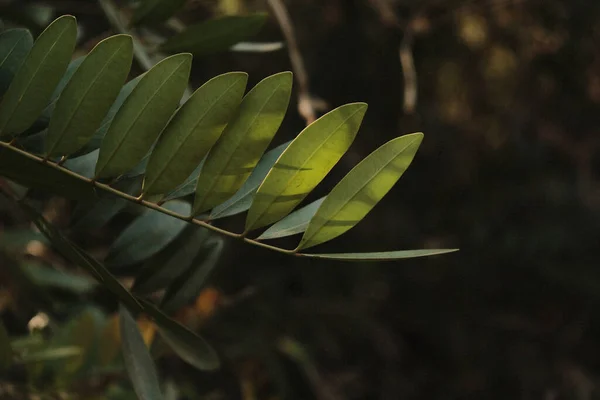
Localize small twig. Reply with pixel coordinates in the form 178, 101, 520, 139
97, 0, 155, 71
267, 0, 318, 125
399, 26, 417, 114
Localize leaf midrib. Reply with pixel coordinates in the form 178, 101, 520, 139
302, 138, 419, 246
48, 40, 127, 155
249, 107, 363, 229
97, 58, 187, 177
145, 76, 243, 191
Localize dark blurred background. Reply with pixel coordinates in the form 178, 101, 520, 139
3, 0, 600, 399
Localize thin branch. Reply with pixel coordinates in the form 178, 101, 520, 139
399, 27, 417, 114
0, 140, 298, 256
267, 0, 318, 125
97, 0, 155, 71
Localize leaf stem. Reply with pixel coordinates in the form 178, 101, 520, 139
0, 140, 297, 256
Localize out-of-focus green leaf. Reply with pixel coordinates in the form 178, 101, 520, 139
18, 201, 143, 313
132, 0, 187, 26
143, 72, 248, 196
299, 133, 423, 250
0, 28, 33, 95
210, 141, 291, 220
298, 249, 459, 261
119, 305, 164, 400
0, 144, 97, 201
0, 15, 77, 137
257, 197, 325, 240
139, 299, 220, 371
106, 201, 191, 267
133, 226, 211, 294
161, 14, 267, 56
22, 262, 97, 294
0, 320, 12, 372
95, 53, 192, 179
0, 228, 48, 251
161, 238, 224, 313
246, 103, 367, 232
45, 35, 133, 156
18, 346, 81, 363
193, 71, 292, 214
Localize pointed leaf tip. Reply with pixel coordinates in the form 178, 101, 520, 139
298, 132, 424, 250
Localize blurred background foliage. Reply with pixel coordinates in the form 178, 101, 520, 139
1, 0, 599, 398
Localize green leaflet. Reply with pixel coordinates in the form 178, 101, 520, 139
160, 158, 205, 202
76, 74, 144, 156
161, 14, 267, 56
63, 149, 99, 179
45, 35, 133, 157
298, 249, 459, 261
160, 238, 224, 313
105, 201, 191, 267
193, 71, 292, 215
210, 140, 291, 220
18, 201, 143, 313
257, 197, 325, 240
119, 306, 164, 400
133, 226, 211, 294
41, 56, 85, 121
246, 103, 367, 231
143, 72, 248, 196
0, 143, 96, 201
0, 320, 12, 372
139, 299, 220, 371
95, 53, 192, 179
0, 28, 33, 95
0, 15, 77, 138
132, 0, 187, 26
298, 133, 424, 250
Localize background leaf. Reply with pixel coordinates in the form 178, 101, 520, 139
246, 103, 367, 231
0, 15, 77, 137
0, 28, 33, 95
45, 34, 133, 157
193, 71, 292, 214
143, 72, 248, 196
132, 0, 187, 26
0, 320, 12, 372
106, 200, 191, 267
119, 305, 164, 400
161, 14, 267, 56
139, 299, 220, 371
160, 238, 224, 313
95, 53, 192, 179
132, 226, 211, 294
299, 133, 424, 250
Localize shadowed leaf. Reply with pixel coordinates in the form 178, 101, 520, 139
106, 201, 191, 267
119, 305, 164, 400
139, 299, 220, 371
0, 28, 33, 95
132, 0, 187, 26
